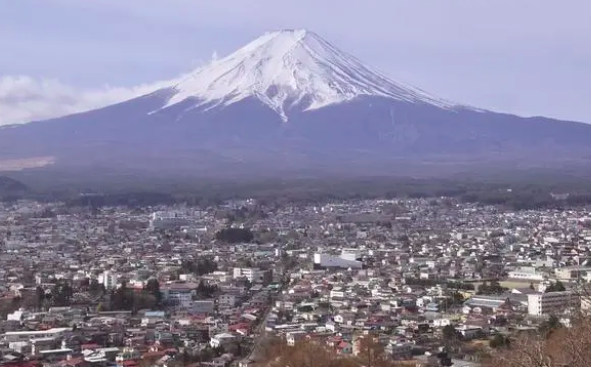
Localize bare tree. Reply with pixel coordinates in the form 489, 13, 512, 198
489, 317, 591, 367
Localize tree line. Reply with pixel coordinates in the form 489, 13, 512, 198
14, 174, 591, 211
179, 257, 219, 276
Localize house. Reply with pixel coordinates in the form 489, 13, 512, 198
334, 311, 356, 325
386, 342, 413, 359
337, 341, 353, 355
161, 283, 198, 307
457, 325, 484, 340
286, 331, 307, 346
209, 333, 238, 348
218, 294, 236, 310
425, 303, 440, 312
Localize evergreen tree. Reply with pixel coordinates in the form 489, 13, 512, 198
89, 279, 102, 294
545, 280, 566, 293
35, 286, 45, 310
144, 279, 162, 304
489, 334, 511, 348
51, 281, 73, 307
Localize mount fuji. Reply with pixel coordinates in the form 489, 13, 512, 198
159, 29, 458, 121
2, 29, 591, 180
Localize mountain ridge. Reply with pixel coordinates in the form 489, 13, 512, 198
0, 176, 28, 196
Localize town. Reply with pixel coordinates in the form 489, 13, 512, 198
1, 196, 591, 367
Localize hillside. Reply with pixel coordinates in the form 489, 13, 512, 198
0, 176, 28, 195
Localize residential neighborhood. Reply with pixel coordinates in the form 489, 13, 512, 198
2, 197, 591, 367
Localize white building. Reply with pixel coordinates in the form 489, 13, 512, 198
286, 331, 307, 346
209, 333, 237, 348
386, 342, 413, 359
555, 266, 591, 281
341, 249, 361, 261
527, 291, 580, 316
507, 267, 545, 281
149, 212, 190, 231
233, 268, 263, 283
99, 271, 118, 290
313, 253, 362, 269
2, 328, 69, 343
218, 294, 236, 310
330, 289, 345, 299
161, 283, 197, 307
6, 309, 29, 322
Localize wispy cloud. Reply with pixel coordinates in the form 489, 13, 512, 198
0, 76, 171, 126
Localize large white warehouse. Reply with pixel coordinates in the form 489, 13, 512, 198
313, 253, 363, 269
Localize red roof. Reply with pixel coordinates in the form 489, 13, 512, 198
327, 336, 342, 343
338, 341, 351, 349
228, 322, 250, 331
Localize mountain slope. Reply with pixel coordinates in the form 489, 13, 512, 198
160, 29, 457, 121
0, 29, 591, 180
0, 176, 28, 196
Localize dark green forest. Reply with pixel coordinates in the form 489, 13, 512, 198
4, 172, 591, 210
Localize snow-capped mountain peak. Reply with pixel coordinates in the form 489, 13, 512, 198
161, 29, 455, 121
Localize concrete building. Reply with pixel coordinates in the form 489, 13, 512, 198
2, 328, 70, 343
233, 268, 263, 283
527, 291, 580, 316
555, 266, 591, 281
188, 300, 215, 314
161, 283, 197, 307
149, 212, 190, 231
99, 270, 118, 290
508, 267, 545, 281
218, 294, 237, 310
313, 253, 362, 269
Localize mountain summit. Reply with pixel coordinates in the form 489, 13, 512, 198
1, 30, 591, 180
160, 29, 456, 121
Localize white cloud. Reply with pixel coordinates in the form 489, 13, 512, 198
0, 48, 227, 126
0, 76, 169, 126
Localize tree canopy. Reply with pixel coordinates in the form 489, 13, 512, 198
477, 280, 507, 295
545, 281, 566, 293
215, 227, 254, 243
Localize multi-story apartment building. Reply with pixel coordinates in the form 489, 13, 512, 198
527, 291, 580, 316
233, 267, 263, 283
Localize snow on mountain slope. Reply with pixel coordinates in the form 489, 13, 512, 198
160, 29, 458, 121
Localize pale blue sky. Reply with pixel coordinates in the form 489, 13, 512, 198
1, 0, 590, 124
